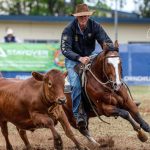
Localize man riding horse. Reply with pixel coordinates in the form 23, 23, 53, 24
61, 3, 113, 131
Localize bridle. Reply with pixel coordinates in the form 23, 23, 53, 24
103, 55, 123, 91
82, 53, 122, 91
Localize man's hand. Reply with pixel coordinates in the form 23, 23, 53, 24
78, 56, 90, 65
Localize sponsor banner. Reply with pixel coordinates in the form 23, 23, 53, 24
123, 76, 150, 85
0, 43, 65, 71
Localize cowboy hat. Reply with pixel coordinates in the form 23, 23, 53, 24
72, 3, 95, 17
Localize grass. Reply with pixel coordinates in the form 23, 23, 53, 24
129, 86, 150, 100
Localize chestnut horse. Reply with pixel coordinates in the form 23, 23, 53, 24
63, 41, 150, 146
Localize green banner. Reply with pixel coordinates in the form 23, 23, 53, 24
0, 43, 65, 71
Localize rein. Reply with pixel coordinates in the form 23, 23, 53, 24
122, 80, 134, 101
83, 64, 115, 93
81, 54, 121, 124
82, 57, 134, 125
82, 63, 111, 124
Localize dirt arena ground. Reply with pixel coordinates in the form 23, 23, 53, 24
0, 86, 150, 150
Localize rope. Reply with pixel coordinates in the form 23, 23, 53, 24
122, 80, 134, 101
83, 64, 110, 125
84, 64, 115, 93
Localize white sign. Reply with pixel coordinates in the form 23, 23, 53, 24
65, 0, 71, 3
124, 76, 150, 82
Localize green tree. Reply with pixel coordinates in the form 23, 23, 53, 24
0, 0, 84, 16
140, 0, 150, 17
0, 0, 113, 16
93, 1, 111, 17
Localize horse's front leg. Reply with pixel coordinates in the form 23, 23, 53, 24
132, 112, 150, 133
117, 86, 150, 133
102, 103, 148, 142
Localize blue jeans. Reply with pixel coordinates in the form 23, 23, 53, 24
65, 53, 98, 119
65, 58, 81, 118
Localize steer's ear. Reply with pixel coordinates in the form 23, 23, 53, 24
32, 72, 44, 81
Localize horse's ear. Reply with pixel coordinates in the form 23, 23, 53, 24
103, 42, 107, 50
114, 40, 119, 48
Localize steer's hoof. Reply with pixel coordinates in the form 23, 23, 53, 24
54, 138, 63, 150
23, 145, 32, 150
137, 129, 148, 142
6, 144, 13, 150
77, 144, 89, 150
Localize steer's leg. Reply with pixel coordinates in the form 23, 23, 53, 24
16, 128, 31, 150
102, 103, 148, 142
58, 106, 89, 150
0, 121, 13, 150
31, 113, 63, 150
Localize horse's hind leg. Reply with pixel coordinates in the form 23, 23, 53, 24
16, 127, 31, 150
0, 121, 13, 150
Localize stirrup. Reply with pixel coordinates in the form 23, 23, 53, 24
76, 117, 87, 128
78, 126, 90, 137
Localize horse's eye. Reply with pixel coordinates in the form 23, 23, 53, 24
48, 80, 52, 88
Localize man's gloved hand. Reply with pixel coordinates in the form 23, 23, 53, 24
78, 56, 90, 65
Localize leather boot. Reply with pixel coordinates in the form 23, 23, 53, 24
76, 101, 87, 128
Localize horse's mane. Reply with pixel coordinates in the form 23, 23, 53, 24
92, 42, 119, 64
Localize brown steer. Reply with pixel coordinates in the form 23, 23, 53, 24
0, 69, 87, 150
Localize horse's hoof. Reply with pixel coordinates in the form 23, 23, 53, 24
137, 129, 148, 142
